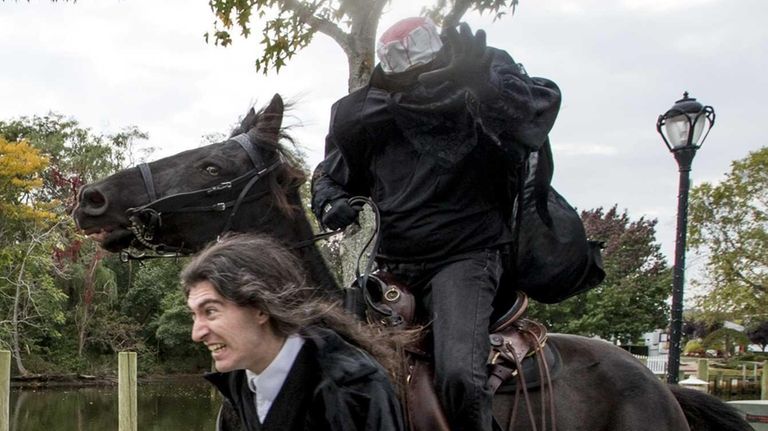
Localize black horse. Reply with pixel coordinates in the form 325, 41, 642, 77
73, 95, 338, 297
73, 94, 751, 431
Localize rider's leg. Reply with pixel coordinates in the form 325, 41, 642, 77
422, 248, 502, 431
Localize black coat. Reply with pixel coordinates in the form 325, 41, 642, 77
205, 328, 405, 431
311, 48, 561, 261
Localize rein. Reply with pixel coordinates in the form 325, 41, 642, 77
121, 133, 281, 260
344, 197, 412, 324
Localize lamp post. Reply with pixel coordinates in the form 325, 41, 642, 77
657, 92, 715, 384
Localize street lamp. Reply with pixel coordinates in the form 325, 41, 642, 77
657, 92, 715, 384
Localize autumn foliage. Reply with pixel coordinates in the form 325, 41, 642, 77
0, 137, 55, 226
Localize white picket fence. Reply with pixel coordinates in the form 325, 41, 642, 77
633, 354, 669, 376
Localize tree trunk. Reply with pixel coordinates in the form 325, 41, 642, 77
77, 308, 89, 358
11, 280, 29, 376
10, 244, 34, 376
77, 250, 103, 357
347, 48, 374, 92
341, 1, 383, 92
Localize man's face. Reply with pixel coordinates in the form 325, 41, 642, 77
187, 281, 284, 373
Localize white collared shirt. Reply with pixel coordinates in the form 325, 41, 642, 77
245, 334, 305, 423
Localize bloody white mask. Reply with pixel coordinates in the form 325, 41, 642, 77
377, 17, 443, 74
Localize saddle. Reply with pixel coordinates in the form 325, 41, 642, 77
360, 271, 553, 431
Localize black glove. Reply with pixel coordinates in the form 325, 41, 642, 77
321, 198, 362, 231
418, 23, 498, 101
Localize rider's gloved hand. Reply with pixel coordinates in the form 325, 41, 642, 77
321, 198, 362, 231
418, 22, 499, 102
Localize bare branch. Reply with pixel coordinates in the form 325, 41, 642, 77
444, 0, 472, 28
281, 0, 351, 49
364, 0, 389, 34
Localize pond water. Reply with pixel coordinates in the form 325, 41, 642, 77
9, 378, 218, 430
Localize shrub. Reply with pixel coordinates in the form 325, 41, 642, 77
683, 339, 705, 356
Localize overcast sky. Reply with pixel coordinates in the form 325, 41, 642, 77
2, 0, 767, 294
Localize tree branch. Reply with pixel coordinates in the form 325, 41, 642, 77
717, 228, 766, 292
730, 264, 766, 293
281, 0, 351, 49
367, 0, 389, 32
444, 0, 472, 28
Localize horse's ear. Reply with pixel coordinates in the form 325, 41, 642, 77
262, 94, 284, 126
265, 93, 284, 116
255, 94, 284, 140
230, 107, 258, 138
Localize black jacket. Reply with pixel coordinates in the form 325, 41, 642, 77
311, 48, 561, 261
204, 328, 405, 431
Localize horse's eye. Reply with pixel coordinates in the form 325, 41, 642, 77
205, 166, 220, 176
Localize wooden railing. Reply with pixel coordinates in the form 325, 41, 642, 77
0, 349, 139, 431
633, 354, 669, 376
632, 353, 768, 399
118, 352, 138, 431
1, 350, 766, 430
1, 350, 9, 431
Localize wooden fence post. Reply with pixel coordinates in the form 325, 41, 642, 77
714, 372, 722, 396
762, 360, 767, 400
118, 352, 137, 431
696, 358, 709, 381
1, 351, 9, 431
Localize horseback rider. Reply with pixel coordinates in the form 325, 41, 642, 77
183, 233, 406, 431
311, 17, 561, 431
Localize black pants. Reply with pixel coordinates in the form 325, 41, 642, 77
379, 248, 503, 431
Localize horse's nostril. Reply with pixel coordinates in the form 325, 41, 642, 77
81, 187, 109, 216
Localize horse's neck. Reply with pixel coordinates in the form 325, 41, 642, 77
245, 195, 340, 296
296, 238, 342, 298
289, 211, 340, 294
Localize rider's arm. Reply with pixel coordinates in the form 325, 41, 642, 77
470, 48, 562, 158
310, 101, 370, 223
311, 148, 356, 222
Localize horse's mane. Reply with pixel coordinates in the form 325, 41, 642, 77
230, 103, 307, 218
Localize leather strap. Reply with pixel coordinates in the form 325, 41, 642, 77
490, 291, 529, 333
406, 356, 451, 431
488, 363, 518, 394
231, 133, 263, 168
138, 163, 157, 202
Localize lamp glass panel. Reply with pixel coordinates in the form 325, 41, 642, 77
664, 115, 691, 148
688, 113, 707, 146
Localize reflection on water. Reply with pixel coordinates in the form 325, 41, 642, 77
10, 378, 218, 431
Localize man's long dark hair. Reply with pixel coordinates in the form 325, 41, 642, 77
180, 233, 406, 379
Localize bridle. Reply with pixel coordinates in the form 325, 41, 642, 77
121, 133, 282, 261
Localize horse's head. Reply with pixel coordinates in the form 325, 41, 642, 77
72, 94, 306, 255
